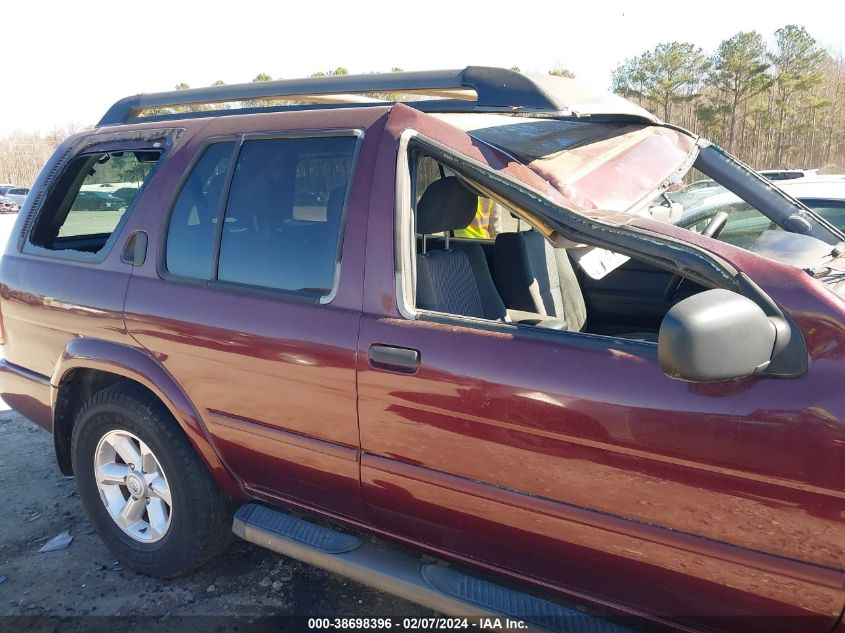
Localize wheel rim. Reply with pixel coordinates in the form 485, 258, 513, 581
93, 430, 173, 543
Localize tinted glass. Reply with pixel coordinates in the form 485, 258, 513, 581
686, 202, 776, 249
804, 200, 845, 232
165, 142, 234, 279
217, 136, 356, 295
30, 150, 160, 254
686, 199, 845, 248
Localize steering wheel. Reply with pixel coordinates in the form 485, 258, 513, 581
664, 211, 729, 302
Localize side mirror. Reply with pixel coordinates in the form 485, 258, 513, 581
658, 289, 778, 382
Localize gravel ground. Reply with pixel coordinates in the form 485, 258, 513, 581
0, 410, 428, 632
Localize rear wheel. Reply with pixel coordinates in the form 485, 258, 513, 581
71, 383, 231, 577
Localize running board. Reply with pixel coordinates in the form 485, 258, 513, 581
233, 503, 634, 633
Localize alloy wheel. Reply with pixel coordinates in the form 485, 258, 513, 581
93, 430, 173, 543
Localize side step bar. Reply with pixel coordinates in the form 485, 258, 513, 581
233, 504, 635, 633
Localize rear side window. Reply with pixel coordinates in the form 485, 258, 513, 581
29, 150, 160, 255
165, 142, 235, 279
216, 136, 357, 295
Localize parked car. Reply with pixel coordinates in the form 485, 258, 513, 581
3, 68, 845, 633
669, 170, 830, 209
0, 195, 19, 214
111, 187, 139, 204
2, 187, 29, 206
758, 168, 818, 181
676, 179, 845, 249
71, 190, 127, 211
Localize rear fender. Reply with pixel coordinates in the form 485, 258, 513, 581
51, 337, 244, 498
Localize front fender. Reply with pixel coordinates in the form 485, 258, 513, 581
52, 337, 244, 498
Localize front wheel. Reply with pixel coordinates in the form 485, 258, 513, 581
72, 383, 231, 577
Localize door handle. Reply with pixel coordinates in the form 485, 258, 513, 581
368, 344, 420, 374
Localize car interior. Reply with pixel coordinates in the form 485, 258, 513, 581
411, 157, 708, 342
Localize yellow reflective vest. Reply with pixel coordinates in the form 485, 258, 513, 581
454, 198, 495, 239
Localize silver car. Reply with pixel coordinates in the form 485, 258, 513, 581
2, 187, 29, 206
0, 195, 20, 214
676, 178, 845, 249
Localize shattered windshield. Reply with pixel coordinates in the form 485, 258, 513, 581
438, 113, 841, 243
434, 113, 843, 279
440, 114, 698, 216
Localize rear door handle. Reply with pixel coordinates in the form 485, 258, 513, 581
368, 344, 420, 374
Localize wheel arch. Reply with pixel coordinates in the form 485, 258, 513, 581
51, 337, 243, 498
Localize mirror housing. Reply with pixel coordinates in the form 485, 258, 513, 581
658, 289, 778, 382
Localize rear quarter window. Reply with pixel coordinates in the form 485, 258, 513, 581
27, 149, 160, 258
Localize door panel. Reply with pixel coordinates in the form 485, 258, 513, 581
580, 258, 672, 329
126, 281, 365, 517
357, 312, 845, 632
122, 119, 381, 521
352, 105, 845, 630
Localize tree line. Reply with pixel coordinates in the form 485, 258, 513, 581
611, 25, 845, 172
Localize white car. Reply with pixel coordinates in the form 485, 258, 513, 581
669, 169, 830, 209
0, 195, 19, 214
2, 187, 29, 206
758, 168, 819, 181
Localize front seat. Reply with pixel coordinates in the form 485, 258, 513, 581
415, 177, 507, 320
494, 230, 587, 331
494, 229, 657, 341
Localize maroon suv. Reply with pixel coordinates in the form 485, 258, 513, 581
2, 67, 845, 633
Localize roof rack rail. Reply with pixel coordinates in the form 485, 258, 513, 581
98, 67, 567, 126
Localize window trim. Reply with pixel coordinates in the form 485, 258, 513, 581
23, 143, 166, 264
395, 130, 552, 325
158, 128, 364, 305
394, 130, 589, 340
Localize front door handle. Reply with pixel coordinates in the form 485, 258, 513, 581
368, 344, 420, 374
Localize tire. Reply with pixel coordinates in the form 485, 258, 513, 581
71, 383, 231, 578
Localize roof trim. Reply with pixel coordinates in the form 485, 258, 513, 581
98, 66, 659, 127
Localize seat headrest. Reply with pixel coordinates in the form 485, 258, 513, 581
416, 177, 478, 234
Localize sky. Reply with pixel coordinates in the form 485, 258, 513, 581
2, 0, 843, 137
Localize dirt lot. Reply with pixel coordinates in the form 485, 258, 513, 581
0, 410, 427, 632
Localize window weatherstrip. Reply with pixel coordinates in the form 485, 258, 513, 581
209, 139, 243, 282
395, 129, 418, 320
